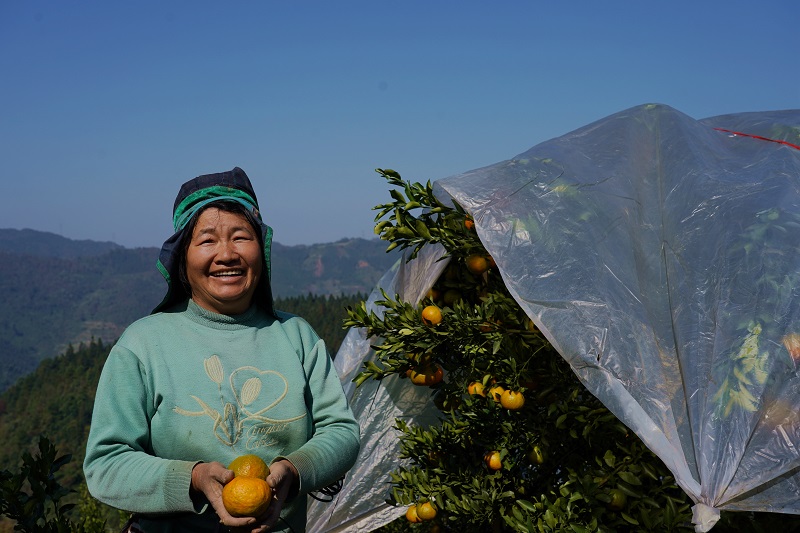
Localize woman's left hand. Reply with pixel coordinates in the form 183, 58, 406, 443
245, 459, 299, 532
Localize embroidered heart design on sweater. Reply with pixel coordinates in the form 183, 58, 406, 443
229, 366, 304, 423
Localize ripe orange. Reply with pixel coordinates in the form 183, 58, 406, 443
467, 381, 486, 396
421, 305, 443, 326
488, 385, 506, 402
500, 390, 525, 411
406, 504, 422, 523
409, 365, 444, 386
416, 501, 437, 521
426, 287, 442, 303
222, 476, 272, 517
464, 218, 475, 230
484, 450, 502, 471
465, 254, 489, 275
228, 454, 270, 479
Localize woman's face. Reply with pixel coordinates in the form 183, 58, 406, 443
185, 207, 263, 315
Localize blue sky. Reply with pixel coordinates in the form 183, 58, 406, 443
1, 1, 798, 248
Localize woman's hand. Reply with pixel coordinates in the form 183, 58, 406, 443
257, 459, 299, 531
191, 459, 299, 532
190, 462, 259, 529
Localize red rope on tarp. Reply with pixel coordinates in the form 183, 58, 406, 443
713, 127, 800, 151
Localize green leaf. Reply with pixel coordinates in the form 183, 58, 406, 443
618, 472, 642, 486
603, 450, 616, 467
621, 512, 640, 525
517, 499, 537, 512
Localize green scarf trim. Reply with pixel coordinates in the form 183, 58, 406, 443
173, 186, 259, 231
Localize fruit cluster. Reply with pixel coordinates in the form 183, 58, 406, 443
222, 454, 272, 518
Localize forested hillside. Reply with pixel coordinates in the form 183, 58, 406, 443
0, 229, 397, 392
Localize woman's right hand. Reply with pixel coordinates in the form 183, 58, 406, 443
191, 462, 259, 529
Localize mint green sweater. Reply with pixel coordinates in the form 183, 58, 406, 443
83, 300, 360, 532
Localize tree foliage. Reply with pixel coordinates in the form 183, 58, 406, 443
0, 436, 98, 532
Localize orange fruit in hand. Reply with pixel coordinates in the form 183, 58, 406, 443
406, 504, 423, 523
421, 305, 443, 325
500, 390, 525, 411
222, 476, 273, 517
416, 501, 437, 520
228, 454, 270, 479
484, 450, 502, 471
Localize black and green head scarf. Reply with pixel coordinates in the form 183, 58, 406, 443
152, 167, 275, 316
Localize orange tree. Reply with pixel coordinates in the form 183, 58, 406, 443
346, 169, 694, 532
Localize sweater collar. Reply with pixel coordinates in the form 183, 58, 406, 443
185, 298, 263, 330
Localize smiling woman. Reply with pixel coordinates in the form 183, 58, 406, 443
82, 167, 360, 533
183, 205, 264, 315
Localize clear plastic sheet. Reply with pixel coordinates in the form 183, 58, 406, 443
308, 104, 800, 532
307, 245, 449, 533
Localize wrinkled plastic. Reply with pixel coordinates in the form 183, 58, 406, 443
307, 244, 449, 533
308, 104, 800, 532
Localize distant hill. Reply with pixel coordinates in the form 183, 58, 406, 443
0, 228, 123, 258
0, 228, 398, 391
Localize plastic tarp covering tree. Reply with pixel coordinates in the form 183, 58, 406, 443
307, 104, 800, 532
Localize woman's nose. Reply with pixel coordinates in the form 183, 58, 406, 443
216, 241, 239, 261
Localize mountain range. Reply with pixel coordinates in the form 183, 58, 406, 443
0, 228, 399, 392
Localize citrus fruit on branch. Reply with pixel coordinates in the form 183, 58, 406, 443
408, 364, 444, 386
484, 450, 502, 471
421, 305, 443, 326
405, 504, 422, 523
416, 501, 437, 521
465, 254, 489, 275
500, 389, 525, 411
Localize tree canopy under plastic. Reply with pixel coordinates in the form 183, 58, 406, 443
307, 104, 800, 532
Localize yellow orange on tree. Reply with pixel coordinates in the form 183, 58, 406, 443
421, 305, 443, 326
416, 501, 437, 521
406, 504, 422, 523
500, 389, 525, 410
484, 450, 502, 471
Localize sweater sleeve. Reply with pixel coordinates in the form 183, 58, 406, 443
278, 319, 361, 494
83, 344, 201, 514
